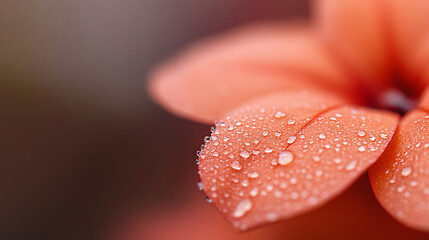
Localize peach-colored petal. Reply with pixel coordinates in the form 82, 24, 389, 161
385, 0, 429, 94
110, 177, 429, 240
315, 0, 429, 95
198, 90, 399, 230
149, 22, 358, 124
369, 88, 429, 232
314, 0, 390, 92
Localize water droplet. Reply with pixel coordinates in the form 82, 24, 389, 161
345, 160, 358, 171
358, 146, 366, 152
262, 131, 269, 136
273, 111, 286, 119
240, 150, 250, 159
288, 119, 296, 125
333, 158, 342, 164
289, 177, 298, 184
397, 185, 406, 193
401, 167, 412, 176
197, 182, 203, 191
287, 136, 297, 144
241, 179, 249, 187
319, 134, 326, 139
265, 148, 273, 153
232, 198, 253, 218
274, 132, 282, 137
248, 171, 259, 178
278, 151, 294, 166
313, 156, 321, 162
249, 187, 259, 197
230, 161, 242, 170
236, 121, 242, 126
380, 133, 388, 139
357, 130, 366, 137
369, 135, 376, 141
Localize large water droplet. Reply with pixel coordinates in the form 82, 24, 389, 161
232, 198, 253, 218
273, 111, 286, 119
240, 150, 250, 159
319, 134, 326, 139
287, 136, 297, 144
401, 167, 412, 176
230, 160, 242, 170
278, 151, 294, 166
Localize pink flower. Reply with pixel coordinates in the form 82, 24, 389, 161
139, 0, 429, 238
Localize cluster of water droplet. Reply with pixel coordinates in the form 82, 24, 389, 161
196, 101, 396, 230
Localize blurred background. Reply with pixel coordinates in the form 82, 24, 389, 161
1, 0, 308, 239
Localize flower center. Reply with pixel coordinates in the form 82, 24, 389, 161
369, 75, 418, 115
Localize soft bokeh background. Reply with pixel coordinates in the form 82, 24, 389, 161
1, 0, 308, 239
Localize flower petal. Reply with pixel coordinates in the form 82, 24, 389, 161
315, 0, 429, 95
369, 88, 429, 231
149, 22, 358, 124
314, 0, 390, 91
198, 90, 399, 230
386, 0, 429, 93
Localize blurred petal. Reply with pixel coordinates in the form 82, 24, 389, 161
315, 0, 429, 95
149, 22, 358, 124
314, 0, 390, 91
369, 87, 429, 232
111, 176, 429, 240
386, 0, 429, 93
198, 90, 399, 230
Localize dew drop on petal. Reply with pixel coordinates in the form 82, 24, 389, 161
319, 133, 326, 139
358, 146, 366, 152
287, 119, 296, 125
357, 130, 366, 137
240, 150, 250, 159
278, 151, 294, 166
232, 198, 253, 218
248, 171, 259, 178
230, 160, 242, 170
273, 111, 286, 119
333, 158, 342, 164
287, 136, 297, 144
345, 160, 358, 171
249, 187, 259, 197
265, 148, 273, 153
401, 167, 412, 177
380, 133, 388, 139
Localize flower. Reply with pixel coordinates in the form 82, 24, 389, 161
147, 0, 429, 237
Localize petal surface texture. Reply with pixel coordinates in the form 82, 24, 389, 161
386, 0, 429, 93
314, 0, 390, 91
149, 23, 358, 124
198, 90, 399, 230
369, 88, 429, 231
315, 0, 429, 95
